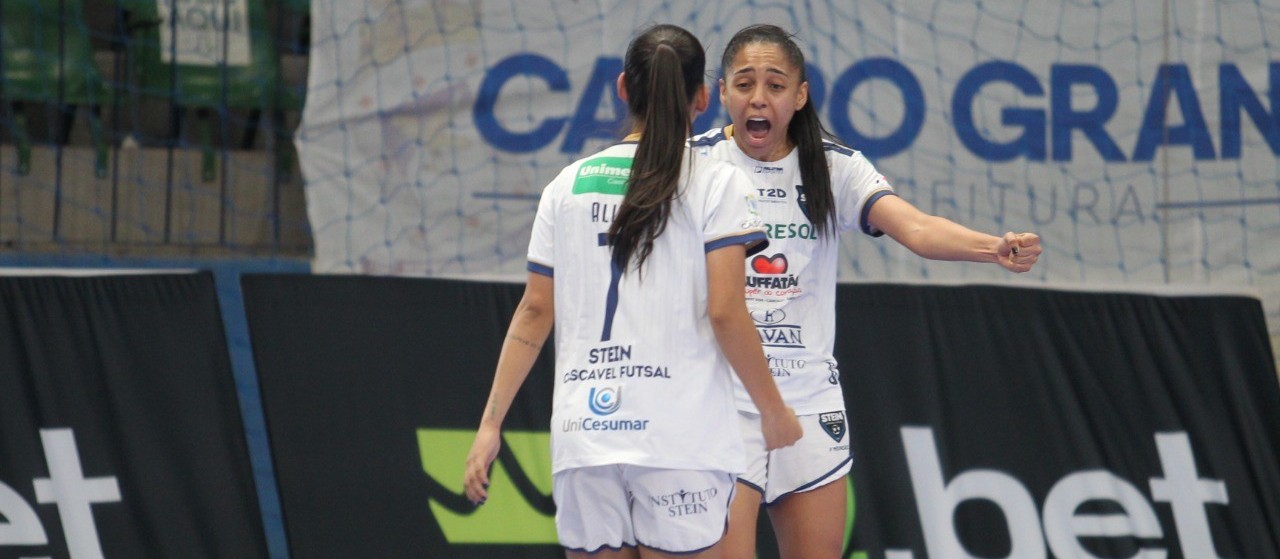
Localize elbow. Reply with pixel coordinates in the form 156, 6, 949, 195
518, 296, 551, 322
515, 289, 554, 326
706, 302, 741, 334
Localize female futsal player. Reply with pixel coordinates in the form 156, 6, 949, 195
689, 24, 1041, 559
463, 24, 803, 559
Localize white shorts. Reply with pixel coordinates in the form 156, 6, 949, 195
737, 409, 853, 505
552, 465, 735, 554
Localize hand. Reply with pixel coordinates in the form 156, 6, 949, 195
463, 425, 501, 505
998, 232, 1041, 272
760, 406, 803, 451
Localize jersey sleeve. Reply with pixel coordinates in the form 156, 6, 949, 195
703, 164, 769, 256
834, 151, 897, 237
526, 180, 557, 277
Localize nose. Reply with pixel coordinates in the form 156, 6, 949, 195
749, 85, 767, 108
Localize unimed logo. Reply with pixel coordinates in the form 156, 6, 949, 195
416, 429, 557, 545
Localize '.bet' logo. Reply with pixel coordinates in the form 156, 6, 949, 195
588, 386, 622, 416
751, 253, 789, 275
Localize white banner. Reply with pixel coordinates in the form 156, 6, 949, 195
297, 0, 1280, 338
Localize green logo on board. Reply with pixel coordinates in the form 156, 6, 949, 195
417, 429, 557, 544
418, 427, 868, 557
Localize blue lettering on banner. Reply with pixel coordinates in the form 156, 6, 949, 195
562, 57, 626, 154
953, 61, 1046, 162
473, 53, 1280, 162
474, 54, 570, 153
1051, 64, 1125, 161
827, 57, 925, 159
1133, 64, 1216, 161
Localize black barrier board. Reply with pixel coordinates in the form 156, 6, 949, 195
245, 275, 1280, 558
0, 272, 268, 558
243, 274, 559, 558
838, 284, 1280, 559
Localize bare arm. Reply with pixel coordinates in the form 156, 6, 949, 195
706, 244, 802, 450
868, 195, 1041, 272
463, 272, 554, 504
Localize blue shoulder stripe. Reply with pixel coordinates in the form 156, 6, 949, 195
822, 140, 856, 157
527, 261, 554, 277
860, 190, 898, 237
705, 231, 769, 254
689, 128, 728, 148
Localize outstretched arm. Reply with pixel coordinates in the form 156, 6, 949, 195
706, 244, 803, 450
463, 272, 554, 505
867, 195, 1041, 272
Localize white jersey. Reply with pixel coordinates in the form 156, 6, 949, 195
528, 141, 768, 474
690, 127, 896, 414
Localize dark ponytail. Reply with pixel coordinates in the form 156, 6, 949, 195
788, 93, 837, 237
609, 25, 706, 275
722, 24, 837, 237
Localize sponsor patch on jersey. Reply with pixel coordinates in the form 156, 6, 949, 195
754, 165, 784, 174
741, 194, 763, 229
750, 253, 788, 275
795, 184, 811, 221
819, 411, 846, 442
750, 308, 787, 325
588, 386, 622, 416
573, 157, 632, 195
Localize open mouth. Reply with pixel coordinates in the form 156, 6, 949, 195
744, 117, 772, 139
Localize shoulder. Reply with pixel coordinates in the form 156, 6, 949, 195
689, 127, 731, 149
692, 154, 748, 186
821, 137, 858, 159
821, 138, 881, 177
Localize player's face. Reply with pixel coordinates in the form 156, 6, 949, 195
720, 43, 809, 162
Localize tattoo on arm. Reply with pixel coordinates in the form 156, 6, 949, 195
507, 334, 542, 350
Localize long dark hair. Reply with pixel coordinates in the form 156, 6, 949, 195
609, 24, 706, 274
722, 24, 837, 237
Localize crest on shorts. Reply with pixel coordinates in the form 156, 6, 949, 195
819, 411, 846, 442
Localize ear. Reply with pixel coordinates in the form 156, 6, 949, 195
796, 80, 810, 111
695, 84, 709, 113
616, 72, 629, 104
718, 78, 728, 106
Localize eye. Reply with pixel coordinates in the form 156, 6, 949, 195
769, 83, 785, 91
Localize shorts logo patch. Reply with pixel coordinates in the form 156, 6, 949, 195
819, 412, 846, 442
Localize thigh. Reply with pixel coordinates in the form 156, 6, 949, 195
624, 466, 735, 555
721, 482, 762, 559
768, 479, 846, 559
554, 466, 637, 554
735, 410, 768, 494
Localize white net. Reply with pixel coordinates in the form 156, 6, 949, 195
297, 0, 1280, 340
